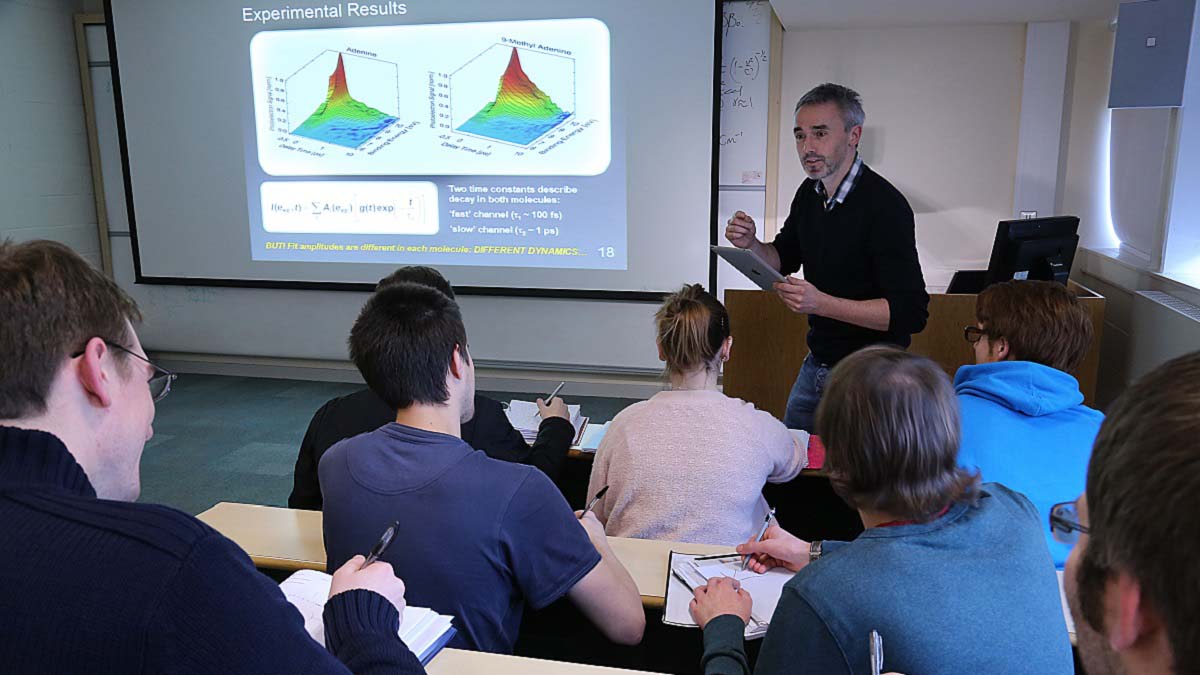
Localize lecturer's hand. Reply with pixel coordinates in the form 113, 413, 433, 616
773, 277, 827, 315
725, 211, 758, 249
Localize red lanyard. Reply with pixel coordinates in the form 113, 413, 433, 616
876, 503, 952, 528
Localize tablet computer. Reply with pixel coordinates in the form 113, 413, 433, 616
712, 245, 785, 291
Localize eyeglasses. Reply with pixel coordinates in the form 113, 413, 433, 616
71, 341, 178, 402
1049, 501, 1089, 545
963, 326, 986, 344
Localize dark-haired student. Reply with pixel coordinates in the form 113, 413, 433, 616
289, 266, 575, 510
0, 240, 422, 674
319, 281, 645, 654
956, 280, 1102, 568
588, 284, 806, 546
690, 347, 1073, 674
1063, 351, 1200, 675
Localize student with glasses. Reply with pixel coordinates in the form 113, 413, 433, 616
1060, 351, 1200, 675
689, 347, 1073, 675
0, 240, 424, 674
955, 280, 1101, 568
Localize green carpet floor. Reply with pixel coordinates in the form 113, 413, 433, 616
138, 374, 640, 515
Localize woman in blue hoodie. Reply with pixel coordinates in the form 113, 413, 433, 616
956, 280, 1103, 567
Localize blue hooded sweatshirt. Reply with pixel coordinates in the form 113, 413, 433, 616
955, 361, 1103, 567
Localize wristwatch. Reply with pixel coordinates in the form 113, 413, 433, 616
809, 540, 823, 563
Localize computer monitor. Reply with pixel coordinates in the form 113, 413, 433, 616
947, 216, 1080, 294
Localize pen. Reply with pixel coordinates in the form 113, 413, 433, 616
869, 630, 884, 675
741, 507, 776, 572
692, 552, 740, 561
531, 381, 567, 422
362, 520, 400, 567
580, 485, 609, 519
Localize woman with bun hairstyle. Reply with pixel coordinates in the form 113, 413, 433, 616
586, 284, 807, 546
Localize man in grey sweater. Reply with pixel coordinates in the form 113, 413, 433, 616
690, 347, 1073, 675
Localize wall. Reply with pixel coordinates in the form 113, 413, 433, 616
1162, 0, 1200, 283
1062, 18, 1200, 407
774, 23, 1026, 289
0, 0, 101, 267
1061, 19, 1119, 251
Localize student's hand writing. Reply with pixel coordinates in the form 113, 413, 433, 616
738, 524, 810, 573
773, 277, 827, 316
725, 211, 758, 249
574, 510, 609, 548
329, 555, 407, 619
689, 577, 753, 629
537, 396, 570, 421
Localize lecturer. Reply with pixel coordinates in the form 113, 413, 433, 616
726, 83, 929, 431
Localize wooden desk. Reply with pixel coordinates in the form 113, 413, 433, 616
723, 284, 1106, 417
196, 502, 728, 608
427, 648, 657, 674
197, 503, 1075, 644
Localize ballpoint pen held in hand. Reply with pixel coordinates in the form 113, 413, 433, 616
741, 507, 776, 572
580, 485, 609, 519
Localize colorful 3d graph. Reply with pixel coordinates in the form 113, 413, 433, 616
292, 54, 397, 148
457, 48, 570, 145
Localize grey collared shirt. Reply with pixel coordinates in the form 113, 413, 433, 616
813, 153, 864, 211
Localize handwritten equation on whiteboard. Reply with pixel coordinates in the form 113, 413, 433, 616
719, 0, 770, 185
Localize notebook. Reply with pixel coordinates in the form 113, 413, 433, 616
504, 399, 589, 445
663, 551, 794, 639
576, 421, 610, 452
280, 569, 456, 665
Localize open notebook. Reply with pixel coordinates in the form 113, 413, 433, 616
504, 399, 589, 445
280, 569, 456, 665
664, 551, 794, 639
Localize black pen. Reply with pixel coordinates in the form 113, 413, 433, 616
692, 552, 740, 561
580, 485, 609, 519
362, 520, 400, 567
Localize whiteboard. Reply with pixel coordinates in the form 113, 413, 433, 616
715, 189, 768, 298
718, 1, 772, 187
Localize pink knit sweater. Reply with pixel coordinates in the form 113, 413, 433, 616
586, 389, 807, 546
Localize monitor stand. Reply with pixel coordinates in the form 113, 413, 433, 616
1032, 254, 1070, 285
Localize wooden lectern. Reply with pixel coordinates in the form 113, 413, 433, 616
723, 282, 1106, 418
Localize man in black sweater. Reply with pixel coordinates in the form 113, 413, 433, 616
726, 83, 929, 431
0, 240, 423, 674
289, 266, 576, 511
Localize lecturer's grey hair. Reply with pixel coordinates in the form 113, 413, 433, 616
795, 83, 865, 131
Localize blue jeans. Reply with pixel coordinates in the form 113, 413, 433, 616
783, 353, 831, 432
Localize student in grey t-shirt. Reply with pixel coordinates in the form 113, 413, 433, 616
689, 347, 1073, 675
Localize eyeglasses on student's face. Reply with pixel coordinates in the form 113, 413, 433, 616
963, 326, 986, 344
1049, 501, 1089, 546
72, 340, 178, 403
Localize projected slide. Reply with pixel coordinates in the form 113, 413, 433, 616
244, 17, 626, 272
290, 53, 398, 148
454, 47, 571, 146
249, 18, 610, 177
